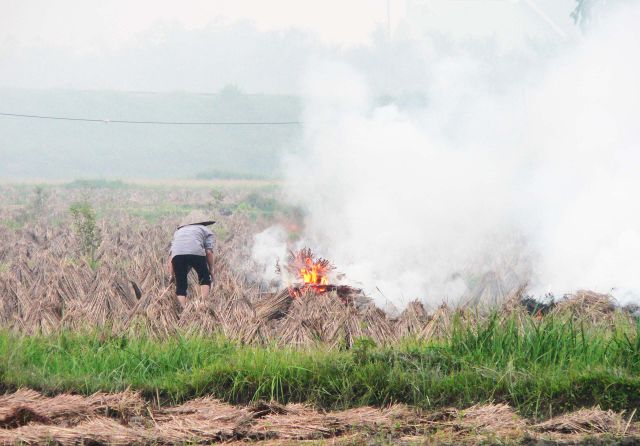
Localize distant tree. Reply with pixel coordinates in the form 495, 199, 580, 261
16, 186, 49, 225
209, 188, 225, 209
217, 84, 244, 100
30, 186, 48, 216
69, 201, 102, 269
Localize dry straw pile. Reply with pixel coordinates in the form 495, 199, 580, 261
0, 186, 634, 347
0, 213, 427, 346
0, 390, 636, 445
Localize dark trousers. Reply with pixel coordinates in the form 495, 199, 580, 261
171, 254, 211, 296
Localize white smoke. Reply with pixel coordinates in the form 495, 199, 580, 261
255, 2, 640, 308
524, 7, 640, 302
251, 225, 288, 283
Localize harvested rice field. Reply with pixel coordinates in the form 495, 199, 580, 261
2, 182, 640, 445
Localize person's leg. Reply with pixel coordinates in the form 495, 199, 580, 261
194, 255, 212, 298
171, 255, 190, 309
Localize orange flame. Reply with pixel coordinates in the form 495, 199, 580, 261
300, 263, 329, 285
283, 248, 334, 296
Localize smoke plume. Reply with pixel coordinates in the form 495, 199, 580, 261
255, 3, 640, 308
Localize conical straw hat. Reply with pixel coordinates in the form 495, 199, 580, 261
178, 210, 215, 228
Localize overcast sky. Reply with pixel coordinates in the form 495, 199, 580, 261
0, 0, 578, 93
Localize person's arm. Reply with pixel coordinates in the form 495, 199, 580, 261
168, 256, 175, 282
168, 236, 175, 282
206, 249, 214, 278
204, 229, 215, 277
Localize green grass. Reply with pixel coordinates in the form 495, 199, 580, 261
0, 219, 23, 230
1, 315, 640, 419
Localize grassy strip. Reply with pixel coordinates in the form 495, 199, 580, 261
1, 315, 640, 419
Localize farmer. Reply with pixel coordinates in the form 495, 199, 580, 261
169, 211, 215, 309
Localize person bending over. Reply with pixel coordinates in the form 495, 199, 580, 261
169, 211, 215, 309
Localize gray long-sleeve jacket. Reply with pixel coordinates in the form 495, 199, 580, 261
170, 225, 215, 258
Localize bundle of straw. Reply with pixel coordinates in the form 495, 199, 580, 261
0, 417, 146, 446
253, 289, 292, 321
333, 404, 418, 430
458, 403, 527, 434
551, 290, 623, 326
0, 389, 145, 427
419, 304, 452, 341
535, 406, 631, 435
359, 305, 397, 345
153, 397, 249, 442
395, 300, 429, 338
178, 297, 220, 336
250, 403, 342, 440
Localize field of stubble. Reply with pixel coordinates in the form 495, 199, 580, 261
1, 181, 639, 445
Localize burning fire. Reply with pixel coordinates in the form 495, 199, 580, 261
282, 248, 334, 295
300, 257, 330, 285
277, 247, 360, 303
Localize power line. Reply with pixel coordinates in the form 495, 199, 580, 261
0, 112, 302, 126
522, 0, 568, 39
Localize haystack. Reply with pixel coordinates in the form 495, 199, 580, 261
338, 305, 368, 347
17, 279, 62, 335
419, 304, 452, 341
253, 289, 293, 321
462, 271, 509, 308
54, 266, 88, 303
0, 275, 19, 326
395, 300, 429, 338
551, 290, 626, 326
62, 273, 137, 331
275, 295, 326, 347
274, 292, 387, 348
120, 286, 179, 338
178, 297, 220, 335
275, 291, 353, 348
359, 304, 398, 345
498, 284, 532, 330
144, 288, 181, 338
217, 296, 264, 343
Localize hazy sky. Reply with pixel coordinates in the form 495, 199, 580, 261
0, 0, 578, 93
2, 0, 395, 49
